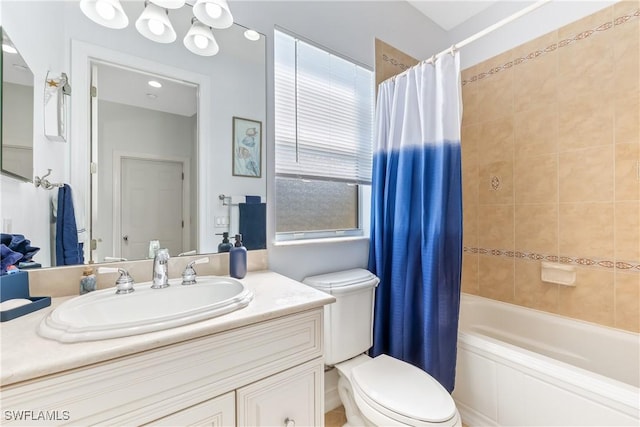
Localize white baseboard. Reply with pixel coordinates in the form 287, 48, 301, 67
454, 400, 498, 427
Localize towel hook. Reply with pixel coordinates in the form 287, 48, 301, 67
34, 169, 64, 190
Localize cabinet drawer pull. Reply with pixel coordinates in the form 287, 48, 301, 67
284, 417, 295, 427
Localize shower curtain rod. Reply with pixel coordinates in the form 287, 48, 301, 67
391, 0, 551, 80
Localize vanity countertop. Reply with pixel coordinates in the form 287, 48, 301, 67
0, 270, 335, 387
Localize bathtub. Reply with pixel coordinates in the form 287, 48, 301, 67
453, 293, 639, 426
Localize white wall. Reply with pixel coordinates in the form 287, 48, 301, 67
0, 1, 66, 266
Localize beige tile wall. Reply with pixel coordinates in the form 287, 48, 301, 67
460, 2, 640, 332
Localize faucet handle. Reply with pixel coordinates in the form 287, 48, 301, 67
182, 257, 209, 285
98, 267, 135, 294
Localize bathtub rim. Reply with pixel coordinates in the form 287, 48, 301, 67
459, 292, 640, 339
456, 293, 639, 419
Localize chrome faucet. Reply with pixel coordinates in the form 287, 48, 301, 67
151, 248, 170, 289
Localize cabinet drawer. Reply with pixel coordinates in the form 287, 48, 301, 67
147, 391, 235, 427
237, 358, 324, 427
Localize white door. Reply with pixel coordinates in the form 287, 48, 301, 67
121, 157, 184, 260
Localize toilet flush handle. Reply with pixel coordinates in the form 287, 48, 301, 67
284, 418, 295, 427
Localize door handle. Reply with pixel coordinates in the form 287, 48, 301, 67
123, 235, 128, 242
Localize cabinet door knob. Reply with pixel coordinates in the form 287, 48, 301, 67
123, 235, 128, 242
284, 418, 295, 427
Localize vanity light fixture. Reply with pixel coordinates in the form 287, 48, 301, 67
148, 80, 163, 88
184, 18, 219, 56
79, 0, 242, 57
243, 29, 260, 41
135, 2, 177, 43
79, 0, 129, 29
192, 0, 233, 29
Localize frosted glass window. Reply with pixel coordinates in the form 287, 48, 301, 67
274, 30, 373, 238
275, 177, 358, 233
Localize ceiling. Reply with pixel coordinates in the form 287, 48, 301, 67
407, 1, 499, 31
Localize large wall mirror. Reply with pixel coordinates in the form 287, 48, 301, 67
1, 27, 34, 182
91, 61, 199, 263
1, 1, 266, 268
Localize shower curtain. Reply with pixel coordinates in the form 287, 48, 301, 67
369, 52, 463, 392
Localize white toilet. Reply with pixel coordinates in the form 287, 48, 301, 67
303, 269, 461, 427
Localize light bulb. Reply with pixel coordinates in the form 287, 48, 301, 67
95, 0, 116, 20
148, 19, 165, 36
193, 34, 209, 49
205, 3, 222, 19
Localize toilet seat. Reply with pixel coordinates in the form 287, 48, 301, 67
350, 355, 458, 426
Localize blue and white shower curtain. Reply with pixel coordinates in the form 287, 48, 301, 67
369, 52, 463, 392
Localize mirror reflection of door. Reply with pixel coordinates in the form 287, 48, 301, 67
90, 62, 197, 263
121, 157, 184, 260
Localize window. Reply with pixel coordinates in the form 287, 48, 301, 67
274, 30, 374, 240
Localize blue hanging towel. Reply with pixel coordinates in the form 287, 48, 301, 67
56, 184, 84, 266
239, 202, 266, 250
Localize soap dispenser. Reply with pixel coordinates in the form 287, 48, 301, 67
229, 234, 247, 279
217, 232, 233, 253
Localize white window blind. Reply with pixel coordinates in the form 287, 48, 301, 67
274, 30, 374, 184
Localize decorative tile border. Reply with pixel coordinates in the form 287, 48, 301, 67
462, 7, 640, 86
381, 53, 414, 72
463, 246, 640, 273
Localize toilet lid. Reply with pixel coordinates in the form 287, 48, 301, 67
350, 354, 456, 423
303, 269, 379, 292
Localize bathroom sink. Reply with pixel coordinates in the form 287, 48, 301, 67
38, 276, 253, 343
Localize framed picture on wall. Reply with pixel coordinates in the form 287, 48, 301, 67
232, 116, 262, 178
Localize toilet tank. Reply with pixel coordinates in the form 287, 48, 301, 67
303, 269, 380, 366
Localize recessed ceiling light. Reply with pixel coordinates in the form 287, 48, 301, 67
243, 29, 260, 41
146, 93, 158, 99
2, 43, 17, 54
148, 80, 162, 88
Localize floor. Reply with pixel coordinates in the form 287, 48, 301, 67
324, 406, 347, 427
324, 406, 468, 427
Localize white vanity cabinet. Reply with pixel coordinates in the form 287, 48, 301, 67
148, 391, 236, 426
1, 308, 324, 426
237, 358, 324, 427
